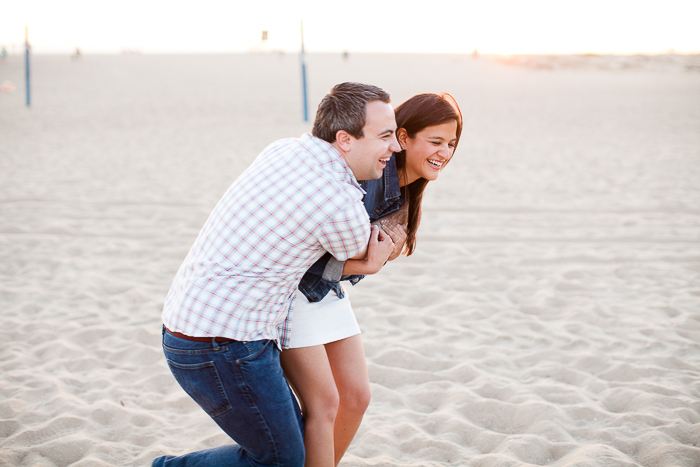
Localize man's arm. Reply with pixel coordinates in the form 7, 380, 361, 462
340, 225, 395, 275
319, 199, 409, 280
340, 224, 405, 275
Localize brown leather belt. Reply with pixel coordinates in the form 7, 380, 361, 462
165, 326, 237, 343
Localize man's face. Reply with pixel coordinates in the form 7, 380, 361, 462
344, 101, 400, 181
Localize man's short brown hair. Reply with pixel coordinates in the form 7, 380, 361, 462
312, 82, 391, 143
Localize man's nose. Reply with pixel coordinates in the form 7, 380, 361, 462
388, 134, 400, 153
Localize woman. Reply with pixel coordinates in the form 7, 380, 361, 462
281, 93, 463, 467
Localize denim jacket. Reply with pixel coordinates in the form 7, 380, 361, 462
298, 154, 403, 302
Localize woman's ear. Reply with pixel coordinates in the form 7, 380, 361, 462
335, 130, 353, 153
396, 128, 408, 149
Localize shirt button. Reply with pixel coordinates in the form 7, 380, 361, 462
374, 209, 381, 213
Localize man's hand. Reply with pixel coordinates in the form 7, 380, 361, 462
380, 221, 407, 261
369, 202, 408, 262
366, 225, 394, 271
342, 225, 394, 275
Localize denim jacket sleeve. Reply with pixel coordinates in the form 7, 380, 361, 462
298, 154, 403, 302
297, 252, 347, 302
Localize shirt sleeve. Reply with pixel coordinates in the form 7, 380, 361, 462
316, 200, 370, 261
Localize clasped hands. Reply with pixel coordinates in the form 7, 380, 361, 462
363, 221, 407, 273
342, 219, 408, 276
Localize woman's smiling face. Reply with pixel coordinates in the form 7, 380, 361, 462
399, 119, 458, 185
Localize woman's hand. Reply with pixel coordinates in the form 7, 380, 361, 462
370, 201, 408, 262
380, 222, 407, 261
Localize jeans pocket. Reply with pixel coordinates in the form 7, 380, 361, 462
166, 359, 233, 417
237, 340, 273, 363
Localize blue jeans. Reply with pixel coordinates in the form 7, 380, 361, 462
152, 328, 305, 467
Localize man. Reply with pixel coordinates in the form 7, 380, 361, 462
153, 82, 401, 467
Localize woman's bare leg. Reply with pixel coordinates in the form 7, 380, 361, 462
324, 335, 371, 466
280, 345, 338, 467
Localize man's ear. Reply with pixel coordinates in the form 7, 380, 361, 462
335, 130, 353, 153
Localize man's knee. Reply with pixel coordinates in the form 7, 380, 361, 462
274, 442, 305, 467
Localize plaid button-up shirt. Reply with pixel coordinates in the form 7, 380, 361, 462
162, 133, 371, 348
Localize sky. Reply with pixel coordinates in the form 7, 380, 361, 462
1, 0, 699, 55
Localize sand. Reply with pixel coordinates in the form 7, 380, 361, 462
1, 52, 699, 466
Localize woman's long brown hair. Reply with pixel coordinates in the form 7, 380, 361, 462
394, 93, 463, 256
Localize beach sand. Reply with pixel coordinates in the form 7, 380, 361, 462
1, 53, 699, 466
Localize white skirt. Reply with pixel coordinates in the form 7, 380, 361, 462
287, 286, 360, 349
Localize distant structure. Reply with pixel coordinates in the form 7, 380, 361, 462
251, 30, 272, 53
343, 50, 349, 60
0, 47, 6, 61
472, 48, 479, 59
71, 47, 81, 60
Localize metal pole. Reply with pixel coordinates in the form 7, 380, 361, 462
300, 21, 308, 122
25, 26, 30, 107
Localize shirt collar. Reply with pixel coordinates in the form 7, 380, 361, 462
302, 133, 365, 194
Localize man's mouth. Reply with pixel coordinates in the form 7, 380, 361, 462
379, 157, 391, 165
427, 159, 443, 168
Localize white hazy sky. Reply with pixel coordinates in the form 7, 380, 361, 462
2, 0, 699, 54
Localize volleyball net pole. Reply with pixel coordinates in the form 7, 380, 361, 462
300, 21, 308, 122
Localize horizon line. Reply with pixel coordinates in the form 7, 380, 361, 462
4, 50, 700, 57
